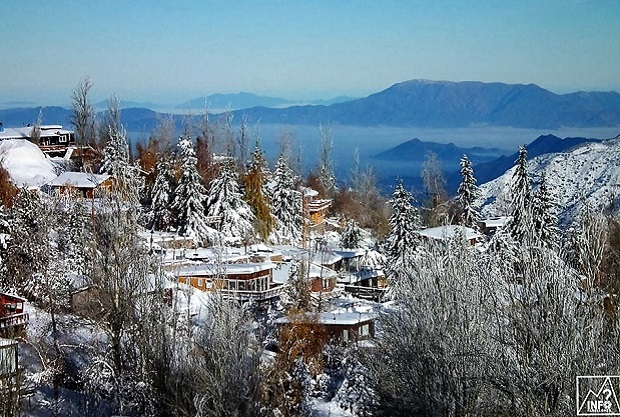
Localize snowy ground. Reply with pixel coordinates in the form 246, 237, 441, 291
311, 398, 356, 417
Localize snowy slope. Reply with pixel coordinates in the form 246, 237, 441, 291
478, 135, 620, 223
0, 139, 58, 188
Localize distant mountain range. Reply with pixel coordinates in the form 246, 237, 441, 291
3, 80, 620, 130
232, 80, 620, 129
176, 93, 357, 111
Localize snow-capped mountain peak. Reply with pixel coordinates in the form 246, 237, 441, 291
478, 134, 620, 224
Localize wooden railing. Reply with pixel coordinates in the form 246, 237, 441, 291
0, 313, 29, 330
343, 285, 387, 301
218, 285, 286, 302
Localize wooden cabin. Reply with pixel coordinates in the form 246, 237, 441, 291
302, 187, 332, 231
176, 262, 284, 302
307, 199, 332, 226
479, 216, 510, 237
0, 294, 28, 338
276, 309, 377, 343
307, 262, 338, 293
0, 124, 75, 157
47, 172, 114, 198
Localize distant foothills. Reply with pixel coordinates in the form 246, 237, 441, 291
2, 80, 620, 131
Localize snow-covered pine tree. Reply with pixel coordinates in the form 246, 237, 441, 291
99, 98, 142, 199
384, 180, 421, 281
336, 356, 379, 417
99, 124, 130, 177
2, 187, 49, 297
206, 158, 256, 245
457, 154, 482, 230
56, 193, 92, 275
508, 145, 534, 243
341, 219, 363, 249
99, 96, 130, 178
150, 157, 175, 231
172, 135, 215, 244
532, 173, 558, 248
242, 144, 274, 241
270, 154, 303, 245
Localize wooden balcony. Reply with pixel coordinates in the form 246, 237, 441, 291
217, 284, 286, 302
0, 313, 29, 331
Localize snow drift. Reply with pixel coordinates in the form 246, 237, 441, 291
0, 139, 58, 188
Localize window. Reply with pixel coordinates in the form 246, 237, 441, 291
360, 324, 370, 337
197, 278, 204, 288
59, 135, 67, 143
342, 329, 349, 342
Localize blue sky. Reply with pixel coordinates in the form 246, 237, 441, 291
2, 0, 619, 105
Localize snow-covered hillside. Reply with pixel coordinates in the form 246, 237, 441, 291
0, 139, 58, 188
478, 135, 620, 224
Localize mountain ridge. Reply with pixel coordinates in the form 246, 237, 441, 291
232, 80, 620, 129
477, 134, 620, 224
2, 80, 620, 132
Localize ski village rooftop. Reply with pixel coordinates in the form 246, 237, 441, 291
0, 121, 619, 416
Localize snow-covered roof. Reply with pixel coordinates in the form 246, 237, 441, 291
302, 187, 319, 198
311, 250, 342, 266
0, 292, 27, 302
337, 266, 385, 284
481, 216, 510, 228
332, 249, 366, 259
0, 125, 73, 140
276, 305, 377, 326
174, 261, 276, 277
316, 311, 376, 325
184, 246, 249, 263
307, 199, 332, 212
0, 139, 58, 188
47, 172, 111, 188
416, 225, 482, 241
271, 260, 338, 283
307, 262, 338, 279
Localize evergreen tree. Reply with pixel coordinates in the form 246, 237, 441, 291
99, 96, 130, 178
242, 144, 274, 241
99, 125, 130, 176
2, 188, 49, 297
457, 154, 482, 230
508, 146, 534, 243
532, 173, 558, 248
99, 98, 142, 199
270, 154, 303, 245
172, 135, 215, 243
336, 356, 379, 417
341, 219, 363, 249
206, 158, 256, 245
385, 180, 421, 282
56, 194, 91, 275
150, 157, 175, 231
